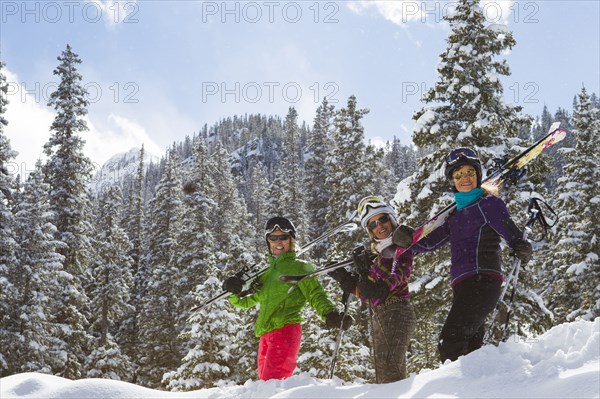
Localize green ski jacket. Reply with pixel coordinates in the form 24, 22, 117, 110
228, 251, 336, 337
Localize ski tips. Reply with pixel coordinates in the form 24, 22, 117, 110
339, 223, 358, 233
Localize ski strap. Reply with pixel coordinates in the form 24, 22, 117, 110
526, 197, 558, 241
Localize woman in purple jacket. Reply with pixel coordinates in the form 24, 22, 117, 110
393, 148, 532, 363
329, 196, 416, 383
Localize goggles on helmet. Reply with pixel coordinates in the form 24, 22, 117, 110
445, 147, 479, 167
264, 217, 296, 236
357, 196, 388, 221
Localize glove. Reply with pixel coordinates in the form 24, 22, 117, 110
222, 275, 244, 294
325, 310, 353, 330
328, 268, 358, 294
357, 278, 389, 300
352, 245, 375, 274
392, 225, 415, 248
511, 238, 532, 265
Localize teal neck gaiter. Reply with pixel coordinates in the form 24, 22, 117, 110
454, 187, 484, 210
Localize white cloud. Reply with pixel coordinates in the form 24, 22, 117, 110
89, 0, 139, 27
346, 0, 514, 26
3, 69, 54, 180
85, 113, 165, 169
3, 68, 163, 182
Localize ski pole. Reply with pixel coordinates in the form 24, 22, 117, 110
484, 198, 539, 343
328, 291, 350, 379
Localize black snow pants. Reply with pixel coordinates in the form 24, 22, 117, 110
438, 274, 501, 363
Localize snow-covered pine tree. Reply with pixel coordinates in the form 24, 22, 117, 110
118, 146, 146, 378
177, 138, 218, 315
203, 140, 258, 381
86, 186, 134, 380
8, 162, 65, 375
137, 150, 184, 388
42, 44, 95, 379
397, 0, 531, 367
549, 87, 600, 322
325, 95, 372, 259
205, 140, 255, 274
164, 273, 247, 390
167, 138, 246, 390
323, 95, 380, 381
278, 107, 308, 236
385, 137, 417, 184
304, 98, 335, 261
0, 60, 19, 376
248, 160, 271, 251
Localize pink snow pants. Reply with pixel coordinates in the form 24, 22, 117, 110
257, 323, 302, 380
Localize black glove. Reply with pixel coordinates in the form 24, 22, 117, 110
511, 238, 532, 265
352, 245, 375, 275
328, 268, 358, 294
325, 310, 353, 330
222, 275, 244, 294
392, 225, 415, 248
357, 278, 389, 300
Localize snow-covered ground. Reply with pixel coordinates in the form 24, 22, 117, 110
2, 319, 598, 399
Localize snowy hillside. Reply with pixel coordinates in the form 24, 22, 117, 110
2, 318, 598, 399
89, 148, 159, 194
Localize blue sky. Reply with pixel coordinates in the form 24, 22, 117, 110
1, 0, 599, 176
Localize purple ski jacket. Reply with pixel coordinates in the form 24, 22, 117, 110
412, 194, 524, 287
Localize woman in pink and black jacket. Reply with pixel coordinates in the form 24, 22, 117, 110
329, 196, 416, 383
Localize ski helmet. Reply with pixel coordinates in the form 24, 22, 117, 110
444, 147, 482, 189
357, 196, 399, 231
264, 216, 296, 238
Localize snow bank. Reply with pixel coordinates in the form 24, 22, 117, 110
1, 319, 598, 399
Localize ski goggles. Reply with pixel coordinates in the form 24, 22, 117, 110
366, 214, 391, 230
452, 167, 477, 180
267, 234, 292, 242
265, 217, 296, 236
446, 147, 479, 167
357, 196, 388, 220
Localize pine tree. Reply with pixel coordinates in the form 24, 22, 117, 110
278, 107, 308, 236
247, 160, 271, 252
7, 163, 65, 374
137, 150, 184, 388
386, 136, 417, 183
398, 0, 531, 367
325, 95, 372, 259
0, 60, 19, 375
86, 186, 134, 380
118, 146, 146, 379
305, 98, 335, 261
164, 273, 245, 390
206, 140, 255, 274
176, 138, 221, 334
41, 44, 95, 378
549, 87, 600, 322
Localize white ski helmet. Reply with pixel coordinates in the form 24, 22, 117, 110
357, 196, 399, 231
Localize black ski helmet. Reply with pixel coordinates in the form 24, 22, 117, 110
264, 216, 296, 238
444, 147, 482, 190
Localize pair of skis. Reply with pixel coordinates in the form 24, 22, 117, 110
280, 122, 568, 285
190, 211, 359, 313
